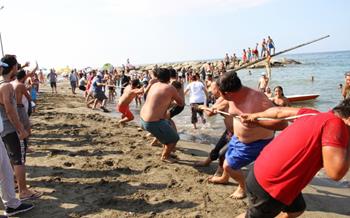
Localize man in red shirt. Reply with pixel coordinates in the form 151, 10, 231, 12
236, 100, 350, 218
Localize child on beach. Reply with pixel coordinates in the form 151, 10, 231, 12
117, 79, 144, 126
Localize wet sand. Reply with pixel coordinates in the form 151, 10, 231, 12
0, 82, 349, 218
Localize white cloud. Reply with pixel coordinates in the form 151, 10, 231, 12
104, 0, 271, 16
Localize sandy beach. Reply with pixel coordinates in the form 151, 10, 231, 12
0, 81, 349, 218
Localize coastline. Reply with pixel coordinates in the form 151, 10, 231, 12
0, 82, 349, 217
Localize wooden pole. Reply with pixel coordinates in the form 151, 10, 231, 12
230, 35, 330, 72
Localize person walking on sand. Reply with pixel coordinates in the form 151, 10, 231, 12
117, 79, 144, 126
185, 74, 208, 129
140, 68, 184, 163
0, 55, 43, 201
237, 99, 350, 218
47, 69, 57, 94
258, 72, 269, 92
208, 71, 287, 199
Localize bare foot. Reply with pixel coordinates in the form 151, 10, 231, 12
161, 157, 177, 163
19, 190, 43, 201
213, 167, 224, 177
150, 138, 159, 146
194, 157, 212, 167
207, 175, 229, 184
229, 186, 246, 199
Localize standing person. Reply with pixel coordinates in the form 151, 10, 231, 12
140, 68, 184, 163
252, 43, 259, 61
12, 70, 33, 152
69, 70, 78, 94
341, 71, 350, 99
47, 69, 57, 94
267, 36, 276, 55
272, 86, 289, 106
27, 74, 39, 112
224, 53, 230, 68
185, 74, 208, 129
0, 61, 34, 217
0, 55, 42, 201
261, 38, 267, 58
242, 49, 247, 64
117, 79, 144, 126
107, 73, 116, 103
247, 48, 252, 62
238, 99, 350, 218
257, 72, 269, 92
231, 53, 237, 67
208, 71, 287, 199
38, 69, 45, 84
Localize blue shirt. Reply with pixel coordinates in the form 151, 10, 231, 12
92, 76, 103, 93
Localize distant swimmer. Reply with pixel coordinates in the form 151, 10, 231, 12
117, 79, 144, 126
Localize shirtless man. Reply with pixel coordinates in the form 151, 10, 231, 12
208, 71, 287, 199
117, 79, 144, 126
196, 81, 233, 175
140, 68, 184, 163
258, 72, 269, 92
11, 70, 33, 147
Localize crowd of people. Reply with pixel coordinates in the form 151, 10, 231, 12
0, 51, 349, 218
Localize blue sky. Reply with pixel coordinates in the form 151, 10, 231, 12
0, 0, 349, 68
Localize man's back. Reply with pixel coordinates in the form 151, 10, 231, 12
141, 82, 177, 122
255, 108, 348, 205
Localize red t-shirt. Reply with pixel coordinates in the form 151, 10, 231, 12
254, 108, 349, 205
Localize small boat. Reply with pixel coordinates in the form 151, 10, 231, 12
286, 94, 319, 103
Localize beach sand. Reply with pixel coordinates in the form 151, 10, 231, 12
0, 82, 349, 217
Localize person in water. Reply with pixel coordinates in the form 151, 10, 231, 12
271, 86, 289, 106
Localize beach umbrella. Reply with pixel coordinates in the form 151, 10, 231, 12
102, 63, 113, 72
56, 66, 72, 74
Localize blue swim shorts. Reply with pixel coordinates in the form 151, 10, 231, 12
225, 135, 272, 170
141, 119, 179, 145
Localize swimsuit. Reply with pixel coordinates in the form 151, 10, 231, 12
141, 118, 179, 145
225, 135, 272, 170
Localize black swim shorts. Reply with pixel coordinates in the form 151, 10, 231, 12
245, 168, 306, 218
2, 132, 27, 165
50, 82, 57, 88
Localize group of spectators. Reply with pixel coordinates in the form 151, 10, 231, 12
0, 55, 44, 216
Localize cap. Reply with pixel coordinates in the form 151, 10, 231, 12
261, 72, 266, 76
0, 61, 8, 68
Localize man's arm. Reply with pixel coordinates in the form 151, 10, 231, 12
322, 145, 350, 181
240, 106, 299, 131
2, 85, 27, 139
21, 85, 32, 102
28, 62, 38, 77
172, 87, 184, 107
